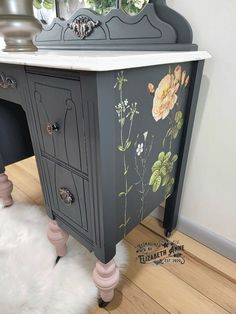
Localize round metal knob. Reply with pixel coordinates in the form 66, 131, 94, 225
46, 122, 59, 135
59, 187, 74, 206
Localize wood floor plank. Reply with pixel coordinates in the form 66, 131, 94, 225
123, 239, 230, 313
16, 157, 39, 181
142, 216, 236, 283
107, 289, 141, 314
111, 275, 168, 314
6, 163, 44, 205
126, 225, 236, 313
90, 307, 109, 313
11, 184, 37, 205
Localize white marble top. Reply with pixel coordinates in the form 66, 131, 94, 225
0, 50, 211, 71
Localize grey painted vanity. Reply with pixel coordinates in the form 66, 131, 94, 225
0, 0, 210, 306
0, 50, 209, 260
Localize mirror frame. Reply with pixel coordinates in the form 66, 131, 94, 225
34, 0, 197, 51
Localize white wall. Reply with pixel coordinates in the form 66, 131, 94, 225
167, 0, 236, 243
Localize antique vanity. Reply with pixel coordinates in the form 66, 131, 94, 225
0, 0, 210, 307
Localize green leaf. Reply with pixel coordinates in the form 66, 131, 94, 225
172, 154, 178, 162
43, 0, 54, 9
158, 152, 165, 161
33, 0, 42, 9
152, 160, 162, 172
152, 176, 162, 192
167, 163, 174, 173
166, 128, 172, 137
149, 170, 160, 185
126, 217, 131, 225
164, 152, 171, 161
160, 166, 167, 176
124, 141, 132, 151
118, 192, 126, 197
118, 145, 125, 152
124, 166, 129, 176
172, 128, 179, 139
177, 120, 183, 130
127, 185, 133, 194
119, 223, 125, 228
175, 111, 183, 123
162, 175, 170, 186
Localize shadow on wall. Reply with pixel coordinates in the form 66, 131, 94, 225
190, 75, 211, 145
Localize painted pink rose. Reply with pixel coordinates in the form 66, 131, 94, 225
152, 74, 179, 122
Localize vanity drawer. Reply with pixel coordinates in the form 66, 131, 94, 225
27, 73, 88, 174
0, 63, 23, 105
42, 157, 92, 242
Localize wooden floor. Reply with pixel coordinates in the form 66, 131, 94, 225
5, 157, 236, 314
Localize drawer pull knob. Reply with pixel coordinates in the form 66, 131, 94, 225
59, 187, 74, 206
47, 122, 59, 135
0, 72, 16, 89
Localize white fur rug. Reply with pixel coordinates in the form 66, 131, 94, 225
0, 201, 127, 314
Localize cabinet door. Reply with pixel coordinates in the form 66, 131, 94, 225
43, 157, 92, 242
27, 73, 88, 174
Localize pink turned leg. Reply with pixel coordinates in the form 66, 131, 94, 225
47, 220, 69, 257
92, 259, 120, 304
0, 173, 13, 207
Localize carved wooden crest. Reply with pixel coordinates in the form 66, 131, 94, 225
68, 16, 100, 39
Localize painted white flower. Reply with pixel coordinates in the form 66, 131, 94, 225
143, 131, 148, 141
136, 143, 144, 156
134, 0, 147, 10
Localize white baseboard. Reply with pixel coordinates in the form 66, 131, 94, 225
151, 207, 236, 262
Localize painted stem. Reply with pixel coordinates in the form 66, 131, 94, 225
123, 152, 128, 236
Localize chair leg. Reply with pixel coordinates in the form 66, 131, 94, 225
92, 258, 120, 305
47, 220, 69, 257
0, 173, 13, 207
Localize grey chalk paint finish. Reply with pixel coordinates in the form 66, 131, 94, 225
0, 1, 208, 265
34, 1, 197, 51
0, 59, 205, 263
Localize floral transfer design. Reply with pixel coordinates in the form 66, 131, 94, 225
115, 65, 190, 233
134, 131, 154, 221
115, 71, 139, 236
148, 74, 179, 122
148, 65, 189, 123
149, 152, 178, 198
147, 65, 190, 197
148, 65, 190, 150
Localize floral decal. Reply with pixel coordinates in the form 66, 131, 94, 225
115, 71, 139, 236
148, 74, 179, 122
149, 65, 190, 152
148, 65, 189, 123
134, 131, 154, 220
115, 65, 190, 232
149, 152, 178, 197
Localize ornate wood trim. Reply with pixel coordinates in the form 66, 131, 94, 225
0, 72, 16, 89
34, 2, 197, 51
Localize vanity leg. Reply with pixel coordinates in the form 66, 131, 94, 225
0, 173, 13, 207
92, 259, 120, 307
47, 220, 69, 259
